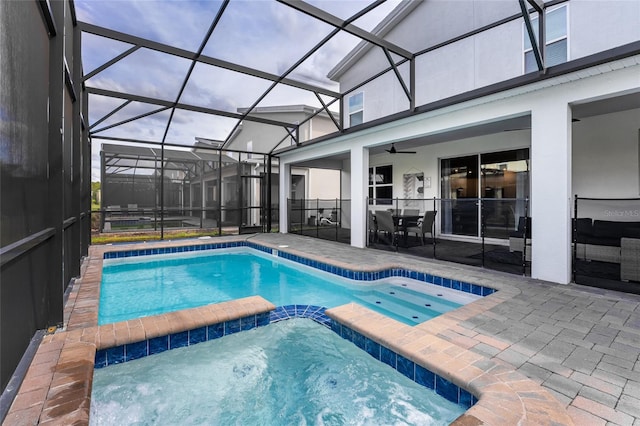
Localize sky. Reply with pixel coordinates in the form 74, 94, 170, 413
74, 0, 403, 181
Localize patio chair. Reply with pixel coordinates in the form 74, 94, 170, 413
407, 211, 437, 245
376, 210, 399, 245
400, 208, 420, 226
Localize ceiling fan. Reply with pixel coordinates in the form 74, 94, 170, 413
385, 143, 416, 154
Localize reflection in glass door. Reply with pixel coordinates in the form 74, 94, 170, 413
241, 175, 263, 231
441, 155, 479, 236
441, 149, 530, 239
481, 149, 529, 239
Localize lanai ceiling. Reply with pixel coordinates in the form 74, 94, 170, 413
78, 0, 415, 156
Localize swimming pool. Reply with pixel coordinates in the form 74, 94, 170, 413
90, 318, 466, 425
100, 246, 481, 326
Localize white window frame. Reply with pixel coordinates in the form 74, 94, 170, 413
523, 4, 568, 73
369, 164, 393, 205
348, 92, 364, 127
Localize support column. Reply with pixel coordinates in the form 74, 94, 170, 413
530, 102, 572, 284
350, 146, 369, 248
279, 162, 291, 233
47, 0, 65, 326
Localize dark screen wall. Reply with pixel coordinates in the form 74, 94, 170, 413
0, 0, 89, 392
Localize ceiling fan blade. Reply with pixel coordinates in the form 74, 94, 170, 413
384, 144, 416, 154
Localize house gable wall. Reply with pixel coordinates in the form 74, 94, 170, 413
336, 0, 640, 128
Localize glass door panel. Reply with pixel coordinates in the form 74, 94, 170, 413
441, 155, 479, 236
481, 149, 529, 238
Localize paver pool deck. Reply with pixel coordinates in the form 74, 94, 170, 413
4, 233, 640, 425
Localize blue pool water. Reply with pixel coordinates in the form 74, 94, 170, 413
100, 247, 479, 325
90, 319, 466, 425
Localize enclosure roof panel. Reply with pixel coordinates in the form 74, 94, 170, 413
76, 0, 410, 155
101, 143, 223, 162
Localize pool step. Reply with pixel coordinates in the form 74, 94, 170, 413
351, 293, 441, 325
380, 285, 461, 314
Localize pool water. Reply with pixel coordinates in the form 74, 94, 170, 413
90, 319, 466, 425
99, 247, 478, 325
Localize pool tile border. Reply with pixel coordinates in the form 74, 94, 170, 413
102, 241, 496, 298
94, 311, 271, 369
269, 305, 331, 327
91, 302, 474, 411
326, 303, 574, 426
330, 320, 476, 409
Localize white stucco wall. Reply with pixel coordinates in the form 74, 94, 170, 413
337, 0, 640, 127
368, 130, 531, 204
343, 66, 411, 126
572, 108, 640, 199
308, 168, 341, 199
570, 0, 640, 61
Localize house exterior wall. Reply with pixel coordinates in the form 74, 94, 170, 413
570, 0, 640, 61
368, 130, 531, 206
337, 0, 640, 128
310, 113, 339, 139
573, 108, 640, 199
229, 109, 338, 153
280, 56, 640, 284
308, 169, 341, 199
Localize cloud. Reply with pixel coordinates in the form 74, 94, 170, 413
76, 0, 220, 51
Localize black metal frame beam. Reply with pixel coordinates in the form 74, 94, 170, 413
157, 1, 230, 239
266, 94, 340, 155
78, 22, 340, 99
520, 0, 545, 72
314, 92, 341, 131
85, 87, 293, 129
64, 59, 77, 102
160, 1, 229, 148
37, 0, 57, 37
339, 0, 569, 107
46, 0, 65, 329
268, 133, 295, 155
220, 26, 341, 150
382, 47, 411, 102
341, 57, 410, 100
276, 40, 640, 155
82, 45, 140, 82
80, 1, 416, 157
92, 135, 265, 156
89, 99, 131, 130
277, 0, 413, 60
92, 106, 170, 134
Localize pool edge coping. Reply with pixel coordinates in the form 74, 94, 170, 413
326, 303, 575, 426
5, 235, 573, 425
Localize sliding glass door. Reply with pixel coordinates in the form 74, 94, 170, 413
441, 149, 529, 238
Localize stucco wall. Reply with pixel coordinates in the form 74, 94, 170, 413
572, 108, 640, 199
337, 0, 640, 128
570, 0, 640, 61
368, 130, 531, 207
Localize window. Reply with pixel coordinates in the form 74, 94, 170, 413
369, 165, 393, 205
523, 5, 567, 73
348, 92, 363, 126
